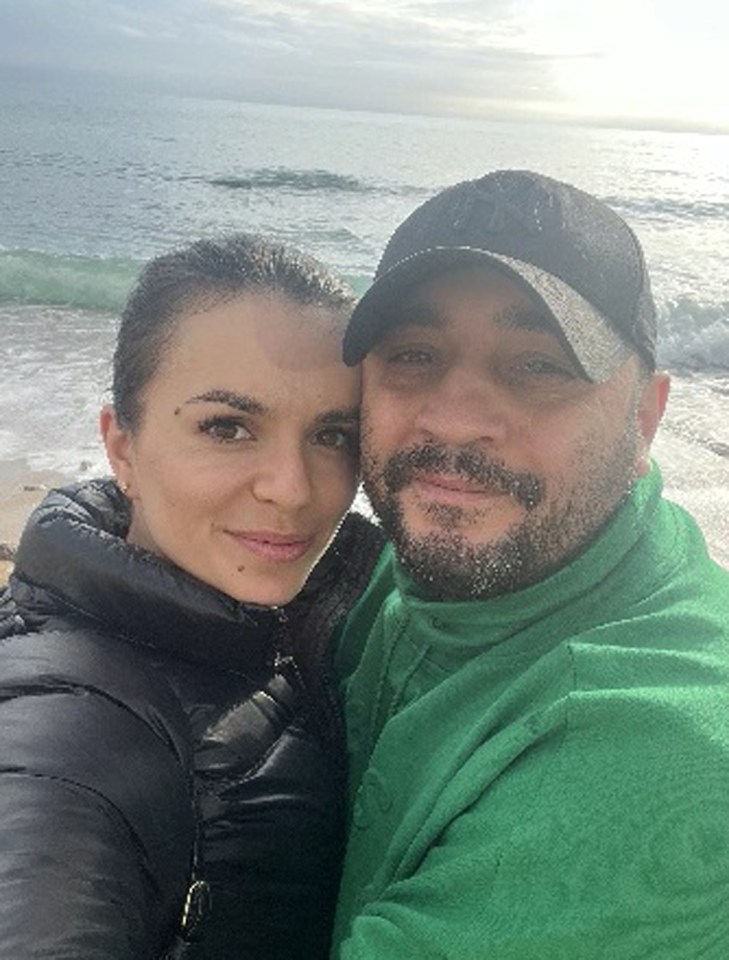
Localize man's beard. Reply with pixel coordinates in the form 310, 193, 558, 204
362, 427, 642, 601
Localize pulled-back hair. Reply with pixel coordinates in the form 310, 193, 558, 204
113, 234, 355, 430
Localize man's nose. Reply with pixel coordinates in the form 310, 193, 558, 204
413, 366, 510, 447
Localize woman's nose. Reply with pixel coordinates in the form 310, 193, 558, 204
250, 446, 313, 510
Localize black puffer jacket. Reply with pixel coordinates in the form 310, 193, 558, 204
0, 479, 384, 959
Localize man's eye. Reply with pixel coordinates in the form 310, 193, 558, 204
198, 417, 252, 442
519, 356, 578, 380
386, 347, 436, 365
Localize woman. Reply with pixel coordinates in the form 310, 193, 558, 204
0, 235, 384, 959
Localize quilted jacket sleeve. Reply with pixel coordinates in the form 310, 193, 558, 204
0, 627, 196, 959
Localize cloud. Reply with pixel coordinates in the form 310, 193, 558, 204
208, 0, 521, 54
191, 0, 565, 113
0, 0, 725, 130
112, 24, 149, 39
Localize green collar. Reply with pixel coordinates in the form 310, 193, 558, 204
390, 466, 664, 651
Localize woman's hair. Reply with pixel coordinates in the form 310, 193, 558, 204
113, 234, 356, 430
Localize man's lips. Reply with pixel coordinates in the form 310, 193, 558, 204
410, 472, 511, 503
224, 529, 314, 562
381, 444, 545, 512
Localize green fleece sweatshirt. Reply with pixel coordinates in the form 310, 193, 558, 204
332, 467, 729, 959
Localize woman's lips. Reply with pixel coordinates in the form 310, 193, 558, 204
225, 529, 314, 562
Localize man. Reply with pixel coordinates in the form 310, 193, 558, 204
331, 170, 729, 959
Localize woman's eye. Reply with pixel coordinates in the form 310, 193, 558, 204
314, 428, 359, 454
198, 417, 252, 443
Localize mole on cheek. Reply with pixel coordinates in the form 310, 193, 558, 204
173, 407, 181, 416
237, 565, 246, 573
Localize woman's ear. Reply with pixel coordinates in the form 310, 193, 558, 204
635, 372, 670, 477
100, 404, 134, 494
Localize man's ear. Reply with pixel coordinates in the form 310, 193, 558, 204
635, 372, 670, 476
100, 404, 135, 494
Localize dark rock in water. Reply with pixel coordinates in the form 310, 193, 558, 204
707, 441, 729, 458
0, 542, 16, 562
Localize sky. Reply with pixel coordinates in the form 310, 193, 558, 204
0, 0, 727, 133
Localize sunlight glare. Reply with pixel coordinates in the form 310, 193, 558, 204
522, 0, 729, 130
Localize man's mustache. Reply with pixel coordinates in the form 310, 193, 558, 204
381, 443, 544, 511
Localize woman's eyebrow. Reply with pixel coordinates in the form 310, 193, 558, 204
182, 394, 358, 425
183, 389, 267, 415
315, 407, 360, 426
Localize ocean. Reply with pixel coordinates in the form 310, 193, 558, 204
1, 76, 728, 566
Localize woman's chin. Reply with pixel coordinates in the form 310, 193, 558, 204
208, 568, 311, 608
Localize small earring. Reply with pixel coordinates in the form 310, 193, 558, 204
118, 480, 130, 495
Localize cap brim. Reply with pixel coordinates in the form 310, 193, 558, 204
344, 247, 633, 382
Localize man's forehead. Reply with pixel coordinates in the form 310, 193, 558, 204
385, 268, 560, 338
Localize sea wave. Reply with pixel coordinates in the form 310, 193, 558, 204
0, 249, 139, 312
204, 167, 426, 196
657, 297, 729, 372
1, 249, 727, 374
602, 194, 729, 222
209, 168, 368, 192
0, 247, 369, 313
